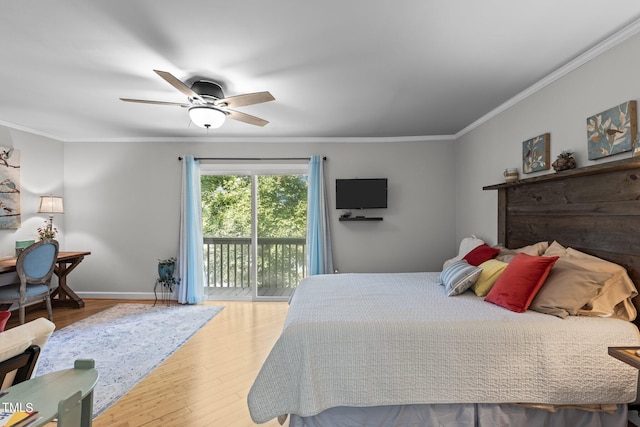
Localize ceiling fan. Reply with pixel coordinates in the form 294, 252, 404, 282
120, 70, 275, 129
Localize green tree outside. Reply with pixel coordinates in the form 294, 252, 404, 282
256, 175, 308, 237
201, 175, 252, 237
201, 174, 308, 237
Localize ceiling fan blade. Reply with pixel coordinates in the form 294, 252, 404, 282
227, 109, 269, 127
153, 70, 203, 101
216, 91, 275, 108
119, 98, 188, 107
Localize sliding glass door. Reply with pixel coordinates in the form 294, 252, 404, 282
200, 162, 308, 301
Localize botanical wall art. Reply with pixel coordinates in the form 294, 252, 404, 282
587, 100, 637, 160
522, 133, 550, 174
0, 147, 20, 229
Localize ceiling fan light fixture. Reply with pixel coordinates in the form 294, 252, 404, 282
188, 106, 226, 129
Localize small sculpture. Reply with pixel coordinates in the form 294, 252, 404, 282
552, 150, 576, 172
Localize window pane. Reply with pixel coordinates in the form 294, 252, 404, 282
257, 174, 307, 297
201, 175, 252, 295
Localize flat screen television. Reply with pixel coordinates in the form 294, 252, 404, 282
335, 178, 387, 210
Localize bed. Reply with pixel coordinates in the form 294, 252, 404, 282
248, 157, 640, 426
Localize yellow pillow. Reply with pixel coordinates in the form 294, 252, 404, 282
472, 259, 508, 296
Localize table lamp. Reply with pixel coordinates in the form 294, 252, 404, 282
38, 195, 64, 231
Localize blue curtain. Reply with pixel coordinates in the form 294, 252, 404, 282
178, 155, 205, 304
307, 155, 334, 275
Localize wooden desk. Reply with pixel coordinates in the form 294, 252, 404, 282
0, 359, 98, 427
0, 251, 90, 309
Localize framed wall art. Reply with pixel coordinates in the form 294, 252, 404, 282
0, 147, 20, 229
522, 133, 550, 174
587, 100, 637, 160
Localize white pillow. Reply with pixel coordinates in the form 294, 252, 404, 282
442, 235, 485, 270
439, 260, 482, 296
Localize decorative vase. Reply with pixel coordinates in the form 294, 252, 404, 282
158, 263, 175, 282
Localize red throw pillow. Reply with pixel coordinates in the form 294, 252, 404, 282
485, 254, 559, 313
0, 311, 11, 332
463, 244, 500, 266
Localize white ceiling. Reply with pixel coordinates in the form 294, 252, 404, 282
2, 1, 640, 142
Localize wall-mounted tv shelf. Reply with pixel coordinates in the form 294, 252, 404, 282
339, 217, 383, 222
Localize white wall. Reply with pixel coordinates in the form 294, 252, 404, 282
63, 139, 455, 298
455, 32, 640, 246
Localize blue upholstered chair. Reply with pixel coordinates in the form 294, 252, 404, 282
0, 239, 59, 324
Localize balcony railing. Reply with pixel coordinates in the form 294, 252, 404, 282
203, 237, 307, 289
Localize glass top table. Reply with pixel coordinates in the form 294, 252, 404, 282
0, 359, 98, 427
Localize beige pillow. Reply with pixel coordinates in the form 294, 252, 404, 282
442, 235, 485, 270
530, 259, 612, 318
565, 248, 638, 321
543, 242, 637, 321
495, 241, 549, 262
472, 259, 508, 296
543, 240, 568, 257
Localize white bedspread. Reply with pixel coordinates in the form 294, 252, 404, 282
248, 272, 640, 423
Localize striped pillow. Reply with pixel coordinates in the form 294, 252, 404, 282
439, 260, 482, 296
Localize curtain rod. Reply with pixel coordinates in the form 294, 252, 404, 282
178, 156, 326, 161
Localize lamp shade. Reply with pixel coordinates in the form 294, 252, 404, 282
188, 106, 226, 129
38, 195, 64, 214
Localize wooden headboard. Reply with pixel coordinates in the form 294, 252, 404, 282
483, 157, 640, 322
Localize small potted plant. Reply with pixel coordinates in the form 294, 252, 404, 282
36, 220, 58, 240
551, 150, 576, 172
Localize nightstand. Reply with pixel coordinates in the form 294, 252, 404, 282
609, 346, 640, 370
608, 347, 640, 427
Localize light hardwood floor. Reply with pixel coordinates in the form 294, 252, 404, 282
7, 299, 289, 427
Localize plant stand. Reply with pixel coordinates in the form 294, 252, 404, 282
153, 279, 176, 307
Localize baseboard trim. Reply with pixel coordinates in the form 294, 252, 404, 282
76, 291, 288, 303
76, 291, 173, 300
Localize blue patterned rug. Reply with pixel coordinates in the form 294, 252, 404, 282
36, 303, 224, 417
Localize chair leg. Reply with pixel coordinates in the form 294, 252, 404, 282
19, 305, 25, 325
45, 295, 53, 322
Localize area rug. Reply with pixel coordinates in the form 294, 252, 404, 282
35, 303, 224, 417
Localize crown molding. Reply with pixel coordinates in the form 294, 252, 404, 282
0, 119, 63, 141
61, 134, 457, 144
